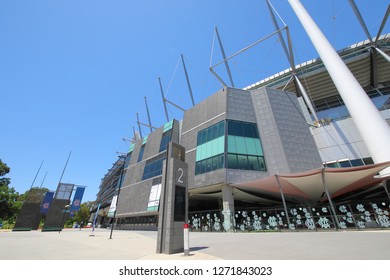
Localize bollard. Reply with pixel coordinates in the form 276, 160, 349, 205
184, 223, 190, 256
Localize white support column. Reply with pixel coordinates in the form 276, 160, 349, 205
288, 0, 390, 175
375, 47, 390, 63
294, 75, 319, 123
222, 185, 235, 232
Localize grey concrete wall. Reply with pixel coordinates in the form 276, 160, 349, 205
116, 179, 155, 216
226, 87, 256, 123
116, 120, 180, 217
181, 88, 227, 189
226, 87, 269, 183
192, 169, 225, 189
115, 86, 324, 217
251, 87, 322, 175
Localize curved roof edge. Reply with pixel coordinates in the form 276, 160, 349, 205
243, 33, 390, 91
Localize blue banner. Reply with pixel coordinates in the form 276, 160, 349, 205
69, 187, 85, 216
40, 191, 54, 215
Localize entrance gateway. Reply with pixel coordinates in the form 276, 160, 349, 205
156, 142, 188, 254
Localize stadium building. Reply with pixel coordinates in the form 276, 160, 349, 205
92, 3, 390, 232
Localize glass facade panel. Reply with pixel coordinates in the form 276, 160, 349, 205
227, 120, 259, 138
163, 120, 173, 132
227, 136, 237, 154
196, 119, 266, 175
237, 155, 248, 170
258, 157, 266, 170
137, 144, 145, 162
338, 160, 352, 167
245, 137, 257, 155
200, 160, 206, 174
190, 198, 390, 232
124, 152, 132, 169
142, 136, 148, 144
226, 120, 266, 172
195, 136, 225, 162
254, 139, 263, 156
195, 161, 201, 175
218, 122, 224, 137
350, 159, 364, 166
227, 137, 263, 157
324, 158, 370, 168
227, 154, 238, 169
159, 131, 172, 152
248, 155, 260, 171
363, 157, 374, 165
189, 210, 224, 232
142, 154, 166, 180
195, 121, 225, 175
195, 154, 225, 175
233, 137, 245, 155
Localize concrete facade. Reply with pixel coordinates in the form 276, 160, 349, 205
181, 88, 227, 189
252, 87, 323, 175
311, 109, 390, 165
91, 35, 390, 232
102, 86, 322, 230
116, 120, 180, 221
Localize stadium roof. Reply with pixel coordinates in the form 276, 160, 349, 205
244, 33, 390, 105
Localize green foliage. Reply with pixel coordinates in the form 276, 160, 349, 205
0, 159, 10, 177
0, 220, 14, 229
74, 202, 93, 225
0, 159, 11, 188
0, 159, 20, 221
65, 201, 95, 227
18, 187, 50, 202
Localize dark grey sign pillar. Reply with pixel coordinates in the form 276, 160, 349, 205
157, 142, 188, 254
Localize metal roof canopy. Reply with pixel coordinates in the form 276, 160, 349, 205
244, 34, 390, 102
234, 161, 390, 205
188, 162, 390, 217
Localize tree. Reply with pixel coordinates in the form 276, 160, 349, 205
0, 159, 10, 186
0, 159, 19, 221
75, 202, 94, 224
18, 187, 50, 202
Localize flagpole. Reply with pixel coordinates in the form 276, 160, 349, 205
90, 203, 101, 237
30, 160, 44, 189
58, 151, 72, 186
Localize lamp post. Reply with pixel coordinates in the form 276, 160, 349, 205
109, 155, 126, 239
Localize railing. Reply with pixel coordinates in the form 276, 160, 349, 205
188, 198, 390, 232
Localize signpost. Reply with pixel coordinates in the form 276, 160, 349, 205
156, 142, 189, 254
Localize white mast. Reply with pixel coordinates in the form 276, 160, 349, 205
288, 0, 390, 174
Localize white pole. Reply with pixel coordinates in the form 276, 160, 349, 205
183, 223, 190, 256
375, 47, 390, 63
288, 0, 390, 174
293, 74, 319, 123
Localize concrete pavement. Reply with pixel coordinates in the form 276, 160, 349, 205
1, 228, 390, 260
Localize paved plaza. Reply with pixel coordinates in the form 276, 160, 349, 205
1, 228, 390, 260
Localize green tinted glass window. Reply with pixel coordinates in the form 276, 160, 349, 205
196, 136, 224, 162
248, 156, 260, 171
226, 120, 266, 172
227, 154, 238, 169
137, 144, 145, 162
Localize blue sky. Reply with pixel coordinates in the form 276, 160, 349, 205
1, 0, 389, 202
